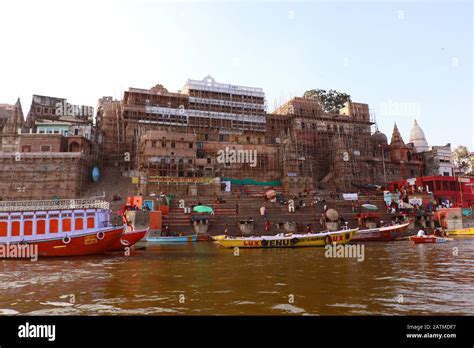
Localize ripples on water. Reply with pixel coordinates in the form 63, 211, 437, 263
1, 239, 474, 315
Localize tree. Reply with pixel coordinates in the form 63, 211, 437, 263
453, 145, 470, 172
303, 89, 351, 113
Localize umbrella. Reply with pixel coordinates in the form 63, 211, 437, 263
193, 205, 214, 214
362, 204, 378, 211
325, 208, 339, 221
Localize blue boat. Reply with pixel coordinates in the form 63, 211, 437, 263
146, 234, 197, 243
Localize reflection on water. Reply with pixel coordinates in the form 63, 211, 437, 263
1, 239, 474, 315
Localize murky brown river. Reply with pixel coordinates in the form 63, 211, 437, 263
1, 239, 474, 315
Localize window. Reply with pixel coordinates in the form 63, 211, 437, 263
219, 134, 224, 142
204, 134, 209, 141
171, 141, 175, 148
207, 158, 211, 164
41, 145, 51, 152
188, 159, 193, 164
161, 141, 166, 148
21, 145, 31, 152
189, 143, 193, 149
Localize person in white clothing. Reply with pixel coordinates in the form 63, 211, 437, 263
417, 229, 426, 237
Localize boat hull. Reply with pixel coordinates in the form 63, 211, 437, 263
216, 229, 357, 248
1, 227, 124, 258
196, 234, 211, 242
448, 227, 474, 236
108, 228, 148, 251
146, 234, 197, 243
352, 222, 410, 242
410, 235, 452, 244
211, 235, 227, 241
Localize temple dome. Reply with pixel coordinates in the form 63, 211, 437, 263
409, 119, 429, 152
371, 130, 388, 145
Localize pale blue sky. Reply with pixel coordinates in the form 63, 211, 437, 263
0, 0, 472, 149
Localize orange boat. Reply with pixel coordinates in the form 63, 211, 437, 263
108, 228, 147, 251
0, 196, 124, 258
410, 235, 452, 244
107, 203, 149, 252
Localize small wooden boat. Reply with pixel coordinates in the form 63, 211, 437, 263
216, 228, 358, 248
409, 235, 453, 244
146, 234, 197, 243
108, 204, 149, 251
352, 222, 410, 242
108, 228, 148, 251
447, 227, 474, 236
196, 234, 211, 242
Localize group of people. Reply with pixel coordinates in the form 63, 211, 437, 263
416, 227, 447, 237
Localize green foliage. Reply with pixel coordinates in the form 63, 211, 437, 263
303, 89, 351, 113
453, 145, 470, 169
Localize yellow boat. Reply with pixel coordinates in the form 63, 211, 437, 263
211, 235, 227, 241
447, 227, 474, 236
216, 228, 358, 248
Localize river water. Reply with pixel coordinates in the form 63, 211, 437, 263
1, 239, 474, 315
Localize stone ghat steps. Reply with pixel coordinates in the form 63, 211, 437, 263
163, 195, 396, 235
230, 185, 286, 197
168, 196, 389, 215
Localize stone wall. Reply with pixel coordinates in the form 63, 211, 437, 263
0, 153, 92, 200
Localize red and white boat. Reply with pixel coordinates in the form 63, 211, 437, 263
107, 204, 148, 252
352, 222, 410, 242
0, 196, 124, 258
409, 235, 453, 244
108, 227, 147, 251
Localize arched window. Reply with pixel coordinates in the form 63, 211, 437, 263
87, 217, 95, 229
0, 222, 7, 237
75, 218, 83, 231
68, 142, 81, 152
49, 219, 59, 233
11, 221, 20, 236
36, 220, 46, 234
24, 220, 33, 236
63, 219, 71, 232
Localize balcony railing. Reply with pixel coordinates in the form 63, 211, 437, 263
0, 195, 109, 212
